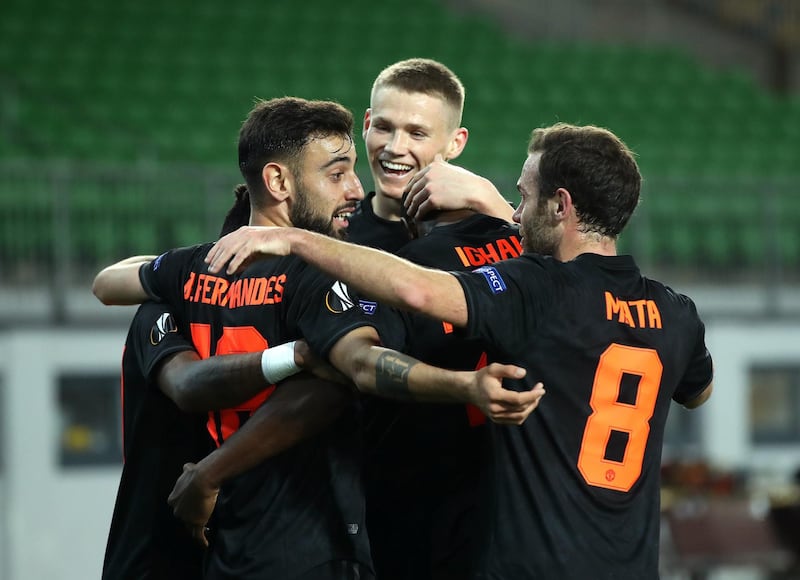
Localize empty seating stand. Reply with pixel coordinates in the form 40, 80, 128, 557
0, 0, 798, 278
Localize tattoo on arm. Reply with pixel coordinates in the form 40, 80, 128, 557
375, 351, 417, 399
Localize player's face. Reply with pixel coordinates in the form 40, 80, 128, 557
515, 152, 560, 255
292, 135, 364, 239
363, 87, 461, 202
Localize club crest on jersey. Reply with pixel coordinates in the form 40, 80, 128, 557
359, 300, 377, 315
475, 266, 506, 294
150, 312, 178, 345
325, 281, 356, 313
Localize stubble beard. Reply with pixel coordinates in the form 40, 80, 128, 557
290, 188, 338, 239
522, 204, 559, 256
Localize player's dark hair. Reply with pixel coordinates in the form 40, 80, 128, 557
528, 123, 641, 238
219, 183, 251, 237
372, 58, 465, 126
238, 97, 354, 205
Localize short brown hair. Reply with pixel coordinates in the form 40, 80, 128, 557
238, 97, 354, 199
371, 58, 465, 127
529, 123, 641, 238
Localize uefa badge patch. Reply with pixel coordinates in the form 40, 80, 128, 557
325, 280, 356, 313
474, 266, 506, 294
150, 312, 178, 345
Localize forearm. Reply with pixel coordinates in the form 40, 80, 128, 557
352, 346, 472, 404
288, 229, 468, 325
92, 256, 153, 305
159, 351, 269, 412
329, 329, 470, 404
191, 374, 351, 487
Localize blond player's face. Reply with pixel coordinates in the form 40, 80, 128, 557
363, 87, 459, 202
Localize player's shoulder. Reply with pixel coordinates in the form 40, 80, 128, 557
152, 242, 214, 270
644, 276, 702, 315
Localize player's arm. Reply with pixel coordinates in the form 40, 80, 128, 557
682, 381, 713, 409
205, 227, 469, 327
404, 154, 515, 222
156, 340, 344, 412
93, 255, 153, 305
327, 326, 544, 424
168, 373, 353, 547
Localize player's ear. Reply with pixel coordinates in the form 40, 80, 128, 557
554, 188, 572, 219
262, 162, 292, 202
444, 127, 468, 162
362, 108, 372, 141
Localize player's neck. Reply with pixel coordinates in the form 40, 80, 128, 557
248, 208, 290, 228
372, 191, 404, 222
556, 230, 617, 261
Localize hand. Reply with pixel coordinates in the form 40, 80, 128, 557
205, 226, 290, 275
167, 462, 220, 548
404, 154, 500, 220
469, 363, 545, 425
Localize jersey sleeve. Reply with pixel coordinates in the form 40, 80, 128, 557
127, 302, 196, 381
672, 298, 714, 405
139, 244, 209, 304
453, 257, 551, 356
285, 265, 408, 357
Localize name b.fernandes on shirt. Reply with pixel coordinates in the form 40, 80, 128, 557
182, 272, 285, 308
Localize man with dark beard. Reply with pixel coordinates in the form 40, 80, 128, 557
204, 122, 715, 580
94, 97, 544, 580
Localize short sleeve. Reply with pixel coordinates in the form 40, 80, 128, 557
127, 302, 196, 381
673, 300, 714, 405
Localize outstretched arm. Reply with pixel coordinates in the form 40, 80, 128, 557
156, 340, 343, 412
205, 227, 470, 327
167, 373, 353, 547
93, 255, 152, 305
404, 154, 515, 222
328, 326, 544, 425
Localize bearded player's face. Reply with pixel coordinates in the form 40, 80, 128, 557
514, 152, 560, 255
291, 135, 364, 239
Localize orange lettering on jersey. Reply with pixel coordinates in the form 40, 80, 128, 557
210, 278, 229, 306
442, 321, 454, 334
496, 238, 520, 260
183, 272, 196, 300
182, 273, 287, 308
647, 300, 662, 329
605, 291, 663, 329
455, 246, 470, 267
273, 274, 286, 302
454, 237, 523, 268
482, 243, 500, 263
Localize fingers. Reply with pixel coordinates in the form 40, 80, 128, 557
205, 237, 246, 275
188, 524, 209, 548
485, 379, 545, 425
487, 363, 527, 381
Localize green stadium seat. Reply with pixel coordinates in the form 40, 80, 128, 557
1, 0, 798, 275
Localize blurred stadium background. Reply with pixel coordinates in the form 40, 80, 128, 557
0, 0, 798, 578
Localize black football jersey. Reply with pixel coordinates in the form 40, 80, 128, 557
363, 214, 523, 580
102, 302, 211, 580
455, 253, 713, 579
346, 191, 413, 253
139, 244, 384, 579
